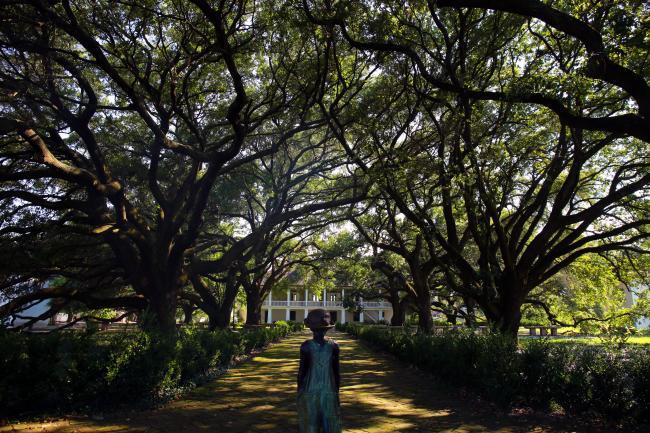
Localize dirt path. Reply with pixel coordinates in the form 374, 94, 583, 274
2, 331, 616, 433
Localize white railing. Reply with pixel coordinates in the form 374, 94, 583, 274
267, 300, 391, 309
362, 302, 390, 308
269, 300, 343, 307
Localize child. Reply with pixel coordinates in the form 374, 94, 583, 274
297, 309, 342, 433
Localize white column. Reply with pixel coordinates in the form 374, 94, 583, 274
286, 289, 291, 321
269, 290, 272, 305
304, 288, 308, 304
323, 288, 327, 307
341, 310, 346, 324
379, 310, 384, 321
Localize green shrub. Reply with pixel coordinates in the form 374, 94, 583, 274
277, 320, 305, 332
519, 339, 565, 409
628, 348, 650, 420
0, 323, 300, 418
338, 323, 650, 423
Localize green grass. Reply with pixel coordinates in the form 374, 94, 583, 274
521, 335, 650, 345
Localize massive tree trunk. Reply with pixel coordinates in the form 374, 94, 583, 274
371, 258, 410, 327
445, 313, 457, 325
478, 273, 526, 341
463, 296, 477, 327
411, 267, 433, 333
108, 232, 189, 334
245, 289, 264, 325
240, 264, 271, 326
391, 306, 406, 326
189, 269, 240, 330
210, 271, 240, 330
493, 295, 524, 340
210, 304, 233, 329
388, 292, 406, 326
210, 278, 240, 330
147, 286, 179, 333
415, 287, 433, 333
181, 302, 195, 324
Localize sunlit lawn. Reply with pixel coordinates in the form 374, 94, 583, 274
521, 335, 650, 345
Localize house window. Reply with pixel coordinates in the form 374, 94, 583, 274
289, 311, 296, 321
353, 311, 360, 322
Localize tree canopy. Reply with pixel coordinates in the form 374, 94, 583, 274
1, 0, 648, 335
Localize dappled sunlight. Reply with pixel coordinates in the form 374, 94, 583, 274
438, 426, 516, 433
2, 332, 611, 433
0, 421, 145, 433
250, 356, 296, 363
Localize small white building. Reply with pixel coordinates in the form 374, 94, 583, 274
262, 285, 392, 324
1, 299, 69, 328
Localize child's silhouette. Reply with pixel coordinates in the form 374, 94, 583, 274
297, 309, 342, 433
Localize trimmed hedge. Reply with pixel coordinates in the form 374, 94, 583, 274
0, 320, 303, 418
337, 323, 650, 422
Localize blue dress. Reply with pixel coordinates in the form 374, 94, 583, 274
297, 339, 342, 433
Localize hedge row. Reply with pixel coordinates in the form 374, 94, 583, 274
0, 320, 303, 418
337, 323, 650, 423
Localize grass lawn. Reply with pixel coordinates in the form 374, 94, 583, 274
521, 335, 650, 345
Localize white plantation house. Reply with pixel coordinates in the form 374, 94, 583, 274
262, 285, 393, 324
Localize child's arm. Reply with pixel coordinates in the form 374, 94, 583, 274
297, 341, 310, 393
331, 341, 340, 392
